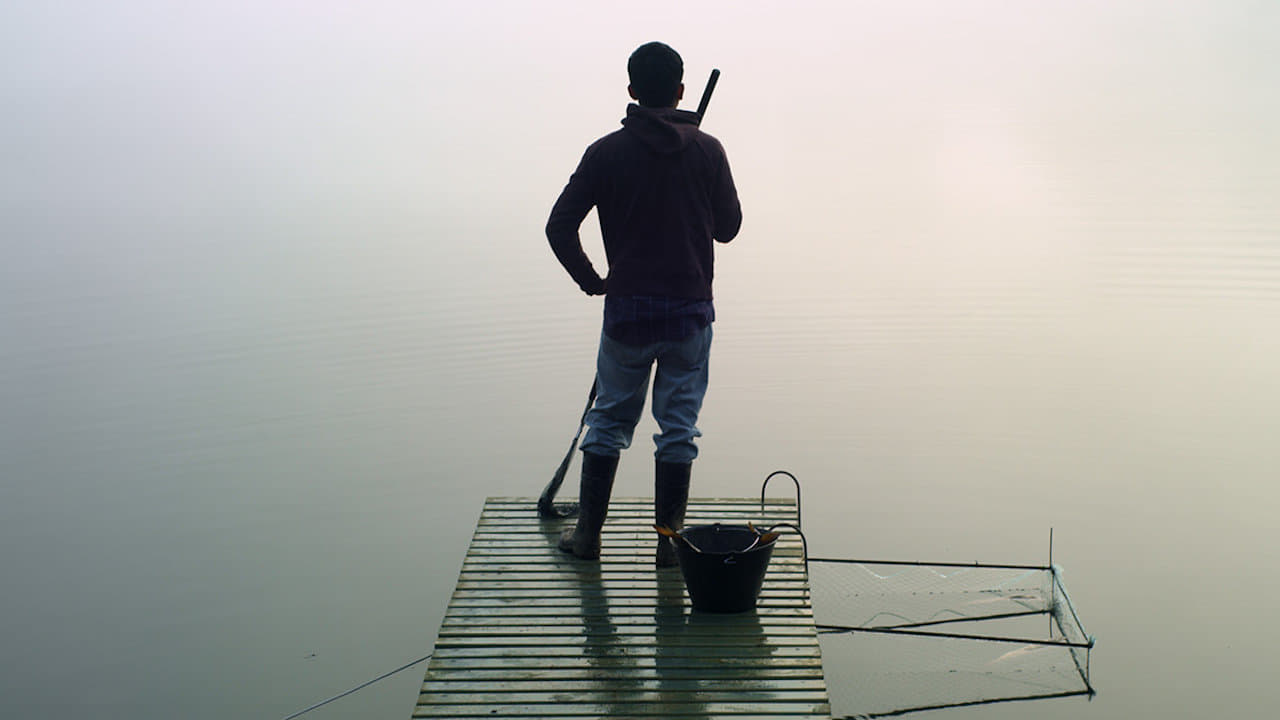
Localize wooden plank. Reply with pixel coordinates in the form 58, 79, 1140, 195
441, 615, 818, 627
432, 635, 822, 649
425, 652, 825, 667
412, 696, 829, 712
420, 667, 828, 680
421, 679, 828, 693
427, 642, 821, 656
422, 685, 827, 696
444, 594, 812, 606
413, 496, 831, 719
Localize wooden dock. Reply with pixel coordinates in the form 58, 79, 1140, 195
413, 496, 831, 719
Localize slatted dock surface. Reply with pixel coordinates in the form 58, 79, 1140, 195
414, 497, 831, 719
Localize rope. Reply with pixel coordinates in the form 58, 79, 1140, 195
280, 652, 432, 720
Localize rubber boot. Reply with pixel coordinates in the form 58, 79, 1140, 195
654, 460, 691, 568
558, 452, 620, 560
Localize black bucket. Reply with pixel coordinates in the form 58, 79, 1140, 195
673, 523, 776, 613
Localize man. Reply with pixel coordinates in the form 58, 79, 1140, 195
546, 41, 742, 567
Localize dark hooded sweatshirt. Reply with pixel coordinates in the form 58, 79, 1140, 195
547, 104, 742, 304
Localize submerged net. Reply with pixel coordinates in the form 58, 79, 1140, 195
808, 559, 1093, 719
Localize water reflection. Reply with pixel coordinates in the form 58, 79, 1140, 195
652, 569, 695, 708
559, 543, 779, 716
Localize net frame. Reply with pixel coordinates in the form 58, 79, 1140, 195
759, 473, 1096, 719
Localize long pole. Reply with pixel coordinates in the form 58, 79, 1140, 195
695, 69, 720, 125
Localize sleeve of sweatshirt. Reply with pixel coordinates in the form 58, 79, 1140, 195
546, 149, 607, 295
712, 144, 742, 244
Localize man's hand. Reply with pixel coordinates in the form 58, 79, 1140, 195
584, 276, 607, 296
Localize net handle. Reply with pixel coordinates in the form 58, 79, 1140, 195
760, 470, 801, 529
694, 68, 720, 125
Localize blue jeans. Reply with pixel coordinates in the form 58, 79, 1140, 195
580, 325, 712, 463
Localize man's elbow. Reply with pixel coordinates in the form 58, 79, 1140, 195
546, 218, 570, 250
715, 214, 742, 243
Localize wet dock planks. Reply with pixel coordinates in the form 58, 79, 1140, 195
413, 496, 831, 719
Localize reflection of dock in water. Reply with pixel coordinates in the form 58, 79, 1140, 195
413, 497, 830, 718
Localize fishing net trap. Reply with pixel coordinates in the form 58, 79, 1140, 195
758, 472, 1096, 719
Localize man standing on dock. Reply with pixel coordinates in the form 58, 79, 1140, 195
547, 41, 742, 566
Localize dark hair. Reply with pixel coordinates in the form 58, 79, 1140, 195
628, 42, 683, 107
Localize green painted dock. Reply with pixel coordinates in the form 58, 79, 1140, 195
414, 496, 831, 719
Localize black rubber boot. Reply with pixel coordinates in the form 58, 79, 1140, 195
654, 460, 691, 568
558, 452, 620, 560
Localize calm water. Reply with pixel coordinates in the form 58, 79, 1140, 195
3, 2, 1278, 718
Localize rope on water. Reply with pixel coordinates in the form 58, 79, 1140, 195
281, 652, 433, 720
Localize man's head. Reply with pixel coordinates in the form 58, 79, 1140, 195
627, 42, 684, 108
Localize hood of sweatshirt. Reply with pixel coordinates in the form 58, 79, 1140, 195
621, 104, 702, 154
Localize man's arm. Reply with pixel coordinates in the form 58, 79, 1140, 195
712, 146, 742, 244
546, 153, 607, 295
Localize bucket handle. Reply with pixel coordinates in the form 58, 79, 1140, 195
654, 524, 704, 554
760, 470, 802, 529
